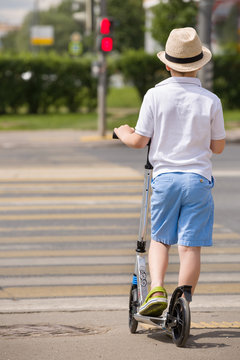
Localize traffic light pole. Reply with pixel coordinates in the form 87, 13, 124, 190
98, 0, 107, 137
98, 51, 107, 136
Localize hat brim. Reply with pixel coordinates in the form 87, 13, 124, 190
157, 46, 212, 72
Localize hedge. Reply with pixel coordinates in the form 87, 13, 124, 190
116, 49, 168, 99
213, 53, 240, 109
0, 51, 239, 114
118, 50, 240, 110
0, 53, 98, 114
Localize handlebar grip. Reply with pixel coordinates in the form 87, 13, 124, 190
112, 130, 119, 139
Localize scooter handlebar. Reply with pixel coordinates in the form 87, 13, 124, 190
112, 130, 118, 139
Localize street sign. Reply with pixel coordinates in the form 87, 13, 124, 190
69, 41, 82, 56
69, 32, 82, 56
30, 26, 54, 46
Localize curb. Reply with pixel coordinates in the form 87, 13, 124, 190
1, 295, 240, 314
225, 129, 240, 144
0, 129, 239, 146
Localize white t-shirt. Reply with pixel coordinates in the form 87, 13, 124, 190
135, 77, 226, 181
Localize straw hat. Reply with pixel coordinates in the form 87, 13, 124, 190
157, 27, 212, 72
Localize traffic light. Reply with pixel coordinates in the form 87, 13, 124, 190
99, 17, 113, 53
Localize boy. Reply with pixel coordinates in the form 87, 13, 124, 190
114, 27, 226, 316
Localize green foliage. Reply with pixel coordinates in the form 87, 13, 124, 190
1, 0, 84, 54
0, 51, 239, 117
213, 53, 240, 109
118, 50, 240, 109
1, 0, 145, 55
1, 29, 19, 54
151, 0, 198, 46
214, 3, 239, 53
0, 53, 97, 114
39, 10, 80, 54
107, 0, 145, 51
118, 49, 168, 99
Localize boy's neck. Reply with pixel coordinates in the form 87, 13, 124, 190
166, 65, 200, 78
170, 69, 197, 77
170, 69, 198, 78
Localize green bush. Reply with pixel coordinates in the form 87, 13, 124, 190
0, 51, 239, 114
118, 50, 240, 109
213, 53, 240, 109
0, 56, 26, 114
117, 49, 168, 99
0, 53, 98, 114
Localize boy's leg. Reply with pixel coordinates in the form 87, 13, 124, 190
149, 239, 170, 293
178, 245, 201, 294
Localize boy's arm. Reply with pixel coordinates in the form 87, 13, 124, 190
114, 125, 150, 149
210, 139, 225, 154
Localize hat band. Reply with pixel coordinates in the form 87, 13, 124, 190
165, 51, 203, 64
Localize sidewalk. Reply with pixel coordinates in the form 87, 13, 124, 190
1, 308, 240, 360
0, 128, 239, 182
0, 127, 239, 148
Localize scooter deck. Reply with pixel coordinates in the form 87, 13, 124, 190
134, 313, 167, 329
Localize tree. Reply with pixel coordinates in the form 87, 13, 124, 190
151, 0, 198, 47
1, 29, 19, 54
1, 0, 145, 54
107, 0, 145, 51
214, 3, 239, 53
1, 0, 82, 54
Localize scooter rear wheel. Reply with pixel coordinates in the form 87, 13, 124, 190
129, 285, 138, 333
171, 297, 190, 347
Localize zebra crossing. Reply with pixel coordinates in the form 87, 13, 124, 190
0, 175, 240, 311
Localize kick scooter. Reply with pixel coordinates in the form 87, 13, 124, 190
113, 131, 192, 347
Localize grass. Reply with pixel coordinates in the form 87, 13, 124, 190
0, 86, 239, 131
0, 112, 98, 131
223, 110, 240, 129
107, 86, 141, 108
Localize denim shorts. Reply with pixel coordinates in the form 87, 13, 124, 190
151, 172, 214, 247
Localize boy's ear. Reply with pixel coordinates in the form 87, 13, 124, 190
166, 65, 171, 71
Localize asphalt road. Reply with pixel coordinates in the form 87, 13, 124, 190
0, 132, 239, 358
0, 134, 239, 309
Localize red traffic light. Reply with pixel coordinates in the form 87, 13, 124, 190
101, 37, 113, 52
99, 17, 113, 53
100, 18, 111, 35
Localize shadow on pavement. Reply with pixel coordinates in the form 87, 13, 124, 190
137, 327, 239, 349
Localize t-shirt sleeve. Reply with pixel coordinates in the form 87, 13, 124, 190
135, 90, 154, 138
211, 98, 226, 140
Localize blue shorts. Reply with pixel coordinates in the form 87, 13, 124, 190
151, 172, 214, 247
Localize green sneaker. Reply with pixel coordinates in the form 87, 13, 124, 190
139, 286, 168, 317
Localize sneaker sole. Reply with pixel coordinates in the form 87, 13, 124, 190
139, 297, 168, 316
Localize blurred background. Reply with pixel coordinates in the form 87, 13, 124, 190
0, 0, 239, 133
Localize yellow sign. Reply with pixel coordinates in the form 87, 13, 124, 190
30, 26, 54, 46
31, 38, 54, 46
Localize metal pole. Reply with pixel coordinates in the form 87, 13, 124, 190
31, 0, 39, 54
85, 0, 94, 35
91, 0, 95, 33
97, 0, 107, 137
198, 0, 214, 91
98, 52, 107, 136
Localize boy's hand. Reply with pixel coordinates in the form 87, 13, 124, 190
114, 125, 150, 149
114, 125, 135, 141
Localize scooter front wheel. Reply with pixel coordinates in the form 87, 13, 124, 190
129, 284, 138, 333
171, 297, 190, 347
